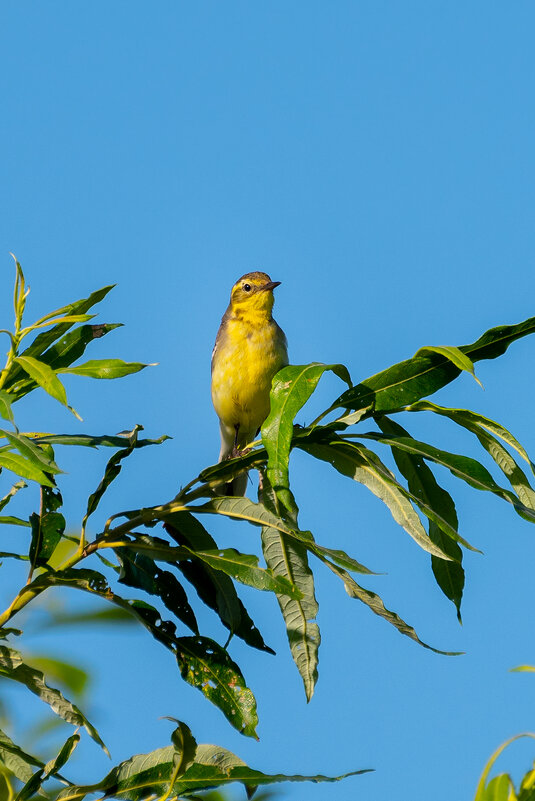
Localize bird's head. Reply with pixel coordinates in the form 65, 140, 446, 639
229, 271, 281, 316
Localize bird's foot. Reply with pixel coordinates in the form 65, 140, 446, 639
231, 445, 253, 459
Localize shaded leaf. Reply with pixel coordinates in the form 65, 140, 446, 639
0, 645, 107, 754
164, 515, 274, 654
334, 315, 535, 415
34, 432, 170, 449
0, 727, 43, 783
117, 549, 198, 634
29, 487, 66, 571
58, 359, 153, 379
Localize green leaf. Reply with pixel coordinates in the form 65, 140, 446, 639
176, 637, 259, 738
322, 559, 460, 655
358, 431, 535, 524
260, 479, 320, 701
34, 432, 170, 449
0, 391, 14, 424
0, 727, 43, 784
82, 425, 144, 535
299, 437, 452, 559
415, 345, 483, 387
14, 356, 80, 419
164, 515, 274, 654
183, 547, 302, 598
56, 743, 370, 801
0, 518, 30, 528
58, 358, 153, 379
474, 734, 535, 801
377, 416, 465, 621
0, 430, 61, 475
29, 487, 66, 571
0, 451, 55, 487
334, 315, 535, 415
43, 733, 80, 778
406, 400, 535, 471
262, 363, 351, 516
168, 719, 197, 781
117, 549, 199, 634
18, 285, 115, 360
0, 480, 26, 513
0, 645, 108, 754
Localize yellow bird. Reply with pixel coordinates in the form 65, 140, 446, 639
211, 271, 288, 495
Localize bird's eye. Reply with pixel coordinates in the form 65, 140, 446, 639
243, 283, 251, 292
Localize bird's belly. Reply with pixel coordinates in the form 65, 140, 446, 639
211, 328, 284, 436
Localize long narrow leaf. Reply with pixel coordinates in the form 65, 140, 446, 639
334, 315, 535, 415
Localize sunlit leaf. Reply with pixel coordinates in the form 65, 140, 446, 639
260, 479, 320, 701
56, 742, 370, 801
474, 733, 535, 801
0, 727, 43, 784
299, 437, 452, 559
58, 358, 153, 379
176, 637, 259, 738
334, 315, 535, 415
14, 356, 80, 420
0, 451, 55, 487
415, 345, 483, 387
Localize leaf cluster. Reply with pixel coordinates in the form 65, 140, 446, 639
1, 259, 535, 799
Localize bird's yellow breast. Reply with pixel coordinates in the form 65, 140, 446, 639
211, 312, 287, 440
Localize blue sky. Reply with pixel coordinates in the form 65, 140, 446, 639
2, 2, 535, 799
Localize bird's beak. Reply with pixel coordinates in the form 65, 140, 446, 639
262, 281, 281, 292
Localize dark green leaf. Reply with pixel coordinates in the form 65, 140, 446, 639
164, 515, 274, 654
34, 432, 170, 449
58, 359, 153, 379
0, 645, 108, 754
176, 637, 259, 738
168, 719, 197, 779
117, 549, 199, 634
334, 315, 535, 414
29, 487, 66, 571
377, 416, 465, 620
